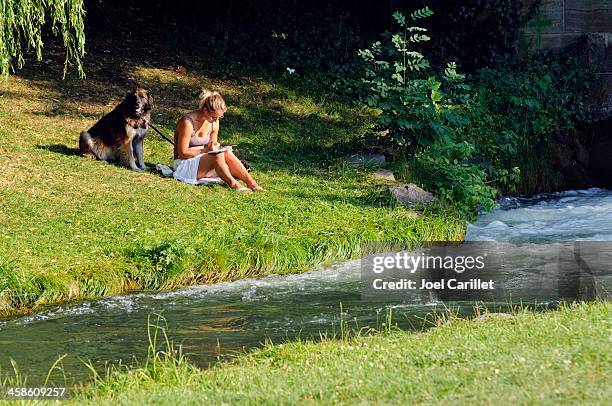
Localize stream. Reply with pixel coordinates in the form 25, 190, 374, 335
0, 188, 610, 386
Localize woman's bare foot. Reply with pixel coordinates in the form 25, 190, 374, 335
231, 181, 253, 193
249, 185, 266, 192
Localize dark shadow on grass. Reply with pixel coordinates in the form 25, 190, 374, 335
35, 144, 80, 156
32, 104, 102, 120
35, 144, 164, 177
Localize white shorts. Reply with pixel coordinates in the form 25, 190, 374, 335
172, 156, 223, 185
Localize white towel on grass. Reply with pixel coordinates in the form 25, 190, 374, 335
155, 156, 224, 186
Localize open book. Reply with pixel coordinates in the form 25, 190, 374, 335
204, 146, 234, 155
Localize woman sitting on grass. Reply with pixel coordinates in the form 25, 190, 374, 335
173, 90, 264, 192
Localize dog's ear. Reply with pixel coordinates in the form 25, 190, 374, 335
146, 89, 153, 107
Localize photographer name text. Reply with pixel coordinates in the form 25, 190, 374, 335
372, 278, 495, 290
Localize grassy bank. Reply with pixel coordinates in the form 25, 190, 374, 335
0, 54, 464, 317
68, 301, 611, 404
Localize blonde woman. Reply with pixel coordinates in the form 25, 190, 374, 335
173, 90, 263, 192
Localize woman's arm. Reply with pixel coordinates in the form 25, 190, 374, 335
175, 118, 205, 159
208, 122, 220, 150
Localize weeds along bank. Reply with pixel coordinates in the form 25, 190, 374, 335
69, 302, 611, 404
0, 58, 466, 318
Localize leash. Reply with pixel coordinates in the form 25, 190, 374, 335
143, 118, 175, 145
142, 116, 252, 172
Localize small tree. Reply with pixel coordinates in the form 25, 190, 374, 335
358, 7, 470, 151
358, 8, 498, 217
0, 0, 86, 78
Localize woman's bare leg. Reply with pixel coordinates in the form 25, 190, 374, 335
197, 153, 242, 189
223, 151, 260, 189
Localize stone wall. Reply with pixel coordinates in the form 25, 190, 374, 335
524, 1, 612, 188
523, 0, 612, 116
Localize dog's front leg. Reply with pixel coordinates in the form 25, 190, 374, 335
128, 142, 140, 171
133, 134, 147, 170
120, 141, 141, 171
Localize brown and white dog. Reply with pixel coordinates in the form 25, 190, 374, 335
79, 87, 153, 170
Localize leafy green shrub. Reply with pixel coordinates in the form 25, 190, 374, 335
358, 8, 498, 217
359, 8, 456, 150
414, 141, 500, 217
466, 53, 595, 194
358, 8, 595, 217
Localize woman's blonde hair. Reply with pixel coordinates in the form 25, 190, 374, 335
198, 89, 227, 112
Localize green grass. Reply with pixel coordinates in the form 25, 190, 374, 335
0, 56, 465, 316
66, 302, 611, 405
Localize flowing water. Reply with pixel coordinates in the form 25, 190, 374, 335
466, 188, 612, 243
1, 188, 611, 386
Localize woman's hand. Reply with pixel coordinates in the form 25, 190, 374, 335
202, 142, 221, 154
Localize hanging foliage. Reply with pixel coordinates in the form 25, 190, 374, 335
0, 0, 86, 78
